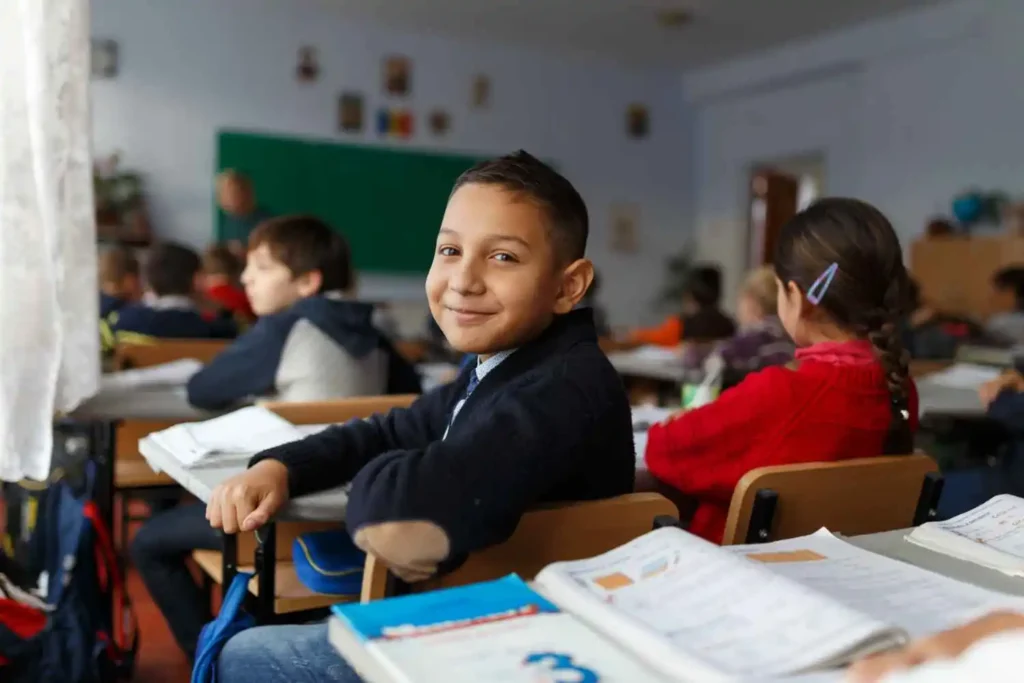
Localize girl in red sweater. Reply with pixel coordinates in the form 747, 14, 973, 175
645, 198, 919, 543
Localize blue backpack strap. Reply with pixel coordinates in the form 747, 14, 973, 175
191, 572, 255, 683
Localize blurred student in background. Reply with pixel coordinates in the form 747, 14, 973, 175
201, 243, 254, 324
629, 264, 736, 348
986, 266, 1024, 345
684, 265, 793, 375
98, 245, 143, 319
217, 170, 271, 256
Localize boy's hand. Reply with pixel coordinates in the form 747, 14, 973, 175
207, 460, 290, 533
979, 371, 1024, 408
846, 611, 1024, 682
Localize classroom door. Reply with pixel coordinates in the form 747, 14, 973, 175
748, 169, 799, 267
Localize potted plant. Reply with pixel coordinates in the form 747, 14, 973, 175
94, 152, 151, 246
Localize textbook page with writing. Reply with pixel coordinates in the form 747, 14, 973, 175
906, 495, 1024, 576
330, 527, 1024, 682
724, 529, 1024, 637
533, 528, 903, 681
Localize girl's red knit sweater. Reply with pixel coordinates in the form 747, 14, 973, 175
644, 341, 919, 544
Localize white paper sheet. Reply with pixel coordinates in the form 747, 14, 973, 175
908, 495, 1024, 575
727, 529, 1024, 639
99, 359, 204, 392
150, 406, 305, 467
925, 363, 1001, 389
536, 528, 896, 680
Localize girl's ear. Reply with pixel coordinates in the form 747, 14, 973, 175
786, 280, 814, 317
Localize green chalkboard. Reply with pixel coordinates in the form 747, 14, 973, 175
216, 131, 485, 273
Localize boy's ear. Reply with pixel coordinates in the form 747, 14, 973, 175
553, 258, 595, 314
296, 269, 324, 298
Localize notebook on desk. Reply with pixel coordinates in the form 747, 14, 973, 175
328, 527, 1024, 682
907, 494, 1024, 577
148, 406, 306, 468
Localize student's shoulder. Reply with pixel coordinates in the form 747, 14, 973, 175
519, 338, 621, 397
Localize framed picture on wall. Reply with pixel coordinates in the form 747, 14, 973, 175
297, 46, 320, 82
91, 39, 119, 79
626, 104, 649, 139
338, 93, 364, 133
609, 202, 640, 253
383, 55, 411, 96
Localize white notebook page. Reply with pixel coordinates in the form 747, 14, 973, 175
535, 528, 892, 680
726, 529, 1024, 638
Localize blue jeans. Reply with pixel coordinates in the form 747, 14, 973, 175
217, 623, 362, 683
130, 502, 221, 659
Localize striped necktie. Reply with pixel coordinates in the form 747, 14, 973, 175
444, 370, 480, 438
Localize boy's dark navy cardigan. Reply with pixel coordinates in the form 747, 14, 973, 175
250, 308, 636, 559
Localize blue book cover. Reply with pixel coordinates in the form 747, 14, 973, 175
332, 574, 557, 642
329, 574, 667, 681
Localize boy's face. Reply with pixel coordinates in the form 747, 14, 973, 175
241, 244, 320, 316
991, 284, 1016, 314
425, 184, 592, 357
217, 178, 252, 216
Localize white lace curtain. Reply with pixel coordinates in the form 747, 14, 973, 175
0, 0, 99, 481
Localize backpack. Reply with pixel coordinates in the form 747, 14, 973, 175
0, 453, 138, 682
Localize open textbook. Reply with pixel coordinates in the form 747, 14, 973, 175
329, 527, 1024, 682
907, 494, 1024, 577
148, 406, 306, 467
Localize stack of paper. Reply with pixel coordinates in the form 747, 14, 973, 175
907, 495, 1024, 577
149, 406, 306, 468
100, 358, 204, 392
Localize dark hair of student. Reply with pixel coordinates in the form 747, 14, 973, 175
774, 198, 913, 454
992, 266, 1024, 311
98, 245, 140, 284
203, 243, 243, 281
453, 150, 589, 263
687, 265, 723, 309
146, 242, 202, 297
248, 215, 353, 293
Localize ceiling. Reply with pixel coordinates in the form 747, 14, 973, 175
317, 0, 946, 67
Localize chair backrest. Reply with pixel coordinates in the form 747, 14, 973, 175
262, 395, 418, 425
113, 339, 229, 370
360, 493, 677, 602
721, 454, 939, 546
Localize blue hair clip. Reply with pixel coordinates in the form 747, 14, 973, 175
806, 262, 838, 305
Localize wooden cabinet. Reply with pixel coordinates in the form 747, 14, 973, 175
911, 235, 1024, 317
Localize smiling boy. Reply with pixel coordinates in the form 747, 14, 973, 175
210, 150, 636, 683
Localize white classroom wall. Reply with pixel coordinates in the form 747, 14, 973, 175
683, 0, 1024, 308
90, 0, 691, 328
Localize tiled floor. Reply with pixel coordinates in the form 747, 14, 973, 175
122, 503, 195, 683
127, 567, 193, 683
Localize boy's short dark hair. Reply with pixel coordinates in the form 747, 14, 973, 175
203, 243, 243, 280
453, 150, 588, 263
99, 246, 139, 285
688, 265, 723, 309
146, 242, 202, 297
249, 215, 353, 293
993, 266, 1024, 310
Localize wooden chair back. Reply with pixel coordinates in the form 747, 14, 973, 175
262, 395, 418, 425
113, 339, 229, 370
722, 454, 940, 546
360, 493, 677, 601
